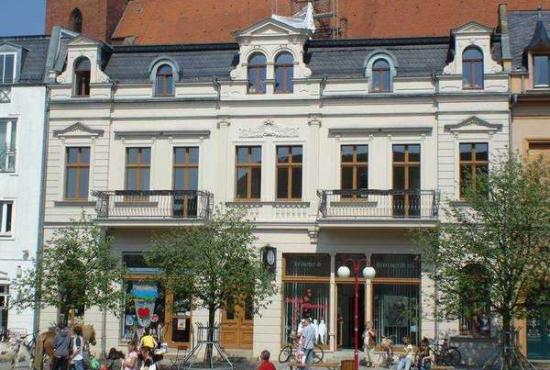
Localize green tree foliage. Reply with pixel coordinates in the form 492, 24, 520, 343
414, 155, 550, 366
13, 214, 126, 324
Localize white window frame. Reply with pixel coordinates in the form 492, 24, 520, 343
0, 53, 17, 84
0, 284, 8, 310
0, 119, 16, 172
0, 201, 13, 236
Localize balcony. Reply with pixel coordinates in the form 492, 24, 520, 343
93, 190, 213, 224
0, 86, 11, 103
0, 145, 16, 172
317, 189, 439, 226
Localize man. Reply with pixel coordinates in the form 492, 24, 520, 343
71, 326, 85, 370
257, 350, 276, 370
300, 318, 317, 368
52, 325, 72, 370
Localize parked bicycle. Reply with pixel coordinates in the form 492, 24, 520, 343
428, 338, 461, 367
278, 335, 324, 364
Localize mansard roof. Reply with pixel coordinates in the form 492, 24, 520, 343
0, 35, 50, 84
526, 18, 550, 50
508, 10, 550, 70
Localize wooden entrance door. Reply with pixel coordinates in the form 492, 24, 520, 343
164, 293, 192, 348
221, 298, 254, 349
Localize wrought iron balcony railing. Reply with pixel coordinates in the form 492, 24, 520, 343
0, 145, 16, 172
0, 86, 11, 103
93, 190, 213, 220
317, 189, 440, 220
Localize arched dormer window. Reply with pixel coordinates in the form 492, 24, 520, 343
463, 47, 484, 89
365, 51, 397, 93
275, 52, 294, 93
70, 9, 83, 33
155, 64, 174, 97
247, 53, 266, 94
74, 57, 90, 97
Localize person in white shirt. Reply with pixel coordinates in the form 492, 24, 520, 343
397, 336, 416, 370
71, 327, 85, 370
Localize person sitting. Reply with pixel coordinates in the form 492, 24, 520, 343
397, 336, 416, 370
123, 344, 139, 370
418, 337, 434, 370
139, 328, 158, 361
257, 350, 276, 370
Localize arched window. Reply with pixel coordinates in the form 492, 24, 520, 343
155, 64, 174, 97
371, 59, 391, 92
463, 47, 484, 89
247, 53, 266, 94
74, 58, 90, 97
275, 52, 294, 93
70, 9, 83, 33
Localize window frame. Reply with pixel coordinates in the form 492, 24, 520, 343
462, 47, 484, 89
0, 53, 17, 84
392, 144, 421, 190
155, 64, 175, 97
235, 146, 262, 201
276, 145, 302, 200
125, 147, 151, 192
340, 145, 369, 198
0, 119, 16, 172
459, 142, 489, 199
274, 52, 294, 94
64, 147, 91, 201
74, 57, 91, 97
0, 201, 13, 236
533, 54, 550, 88
371, 59, 391, 92
247, 53, 267, 95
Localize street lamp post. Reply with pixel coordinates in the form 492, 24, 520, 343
337, 258, 376, 370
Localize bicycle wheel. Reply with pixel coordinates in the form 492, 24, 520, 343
312, 346, 324, 364
443, 347, 461, 367
278, 345, 293, 363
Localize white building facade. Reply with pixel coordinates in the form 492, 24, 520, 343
41, 18, 510, 359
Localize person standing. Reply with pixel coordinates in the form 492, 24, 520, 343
301, 318, 317, 369
362, 321, 376, 367
71, 327, 85, 370
53, 325, 72, 370
123, 343, 139, 370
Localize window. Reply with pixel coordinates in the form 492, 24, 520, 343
173, 147, 199, 217
65, 147, 90, 200
528, 141, 550, 162
0, 201, 13, 235
341, 145, 368, 196
247, 53, 267, 94
236, 146, 261, 200
393, 144, 421, 217
155, 64, 174, 97
276, 145, 302, 200
70, 8, 83, 33
371, 59, 391, 92
0, 120, 16, 172
459, 143, 488, 198
74, 58, 91, 97
126, 148, 151, 191
534, 55, 550, 87
275, 52, 294, 93
463, 47, 484, 89
0, 53, 15, 84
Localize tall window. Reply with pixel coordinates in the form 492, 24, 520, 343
0, 120, 16, 172
126, 148, 151, 192
155, 65, 174, 97
533, 55, 550, 87
341, 145, 368, 197
463, 47, 484, 89
173, 147, 199, 217
70, 8, 83, 33
0, 53, 15, 84
393, 144, 421, 217
0, 201, 13, 236
74, 58, 91, 97
65, 147, 90, 200
247, 53, 266, 94
236, 146, 261, 200
275, 52, 294, 93
276, 145, 302, 200
371, 59, 391, 92
459, 143, 488, 198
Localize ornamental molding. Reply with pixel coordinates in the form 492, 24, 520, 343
239, 119, 299, 138
444, 116, 502, 134
53, 122, 104, 138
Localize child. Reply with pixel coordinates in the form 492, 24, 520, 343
362, 322, 376, 367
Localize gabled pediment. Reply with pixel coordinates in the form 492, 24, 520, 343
0, 42, 24, 53
444, 116, 502, 134
67, 35, 103, 47
53, 122, 104, 138
236, 17, 310, 39
452, 21, 493, 35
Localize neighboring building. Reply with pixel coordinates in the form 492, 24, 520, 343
502, 6, 550, 361
40, 11, 511, 361
0, 35, 49, 335
45, 0, 550, 44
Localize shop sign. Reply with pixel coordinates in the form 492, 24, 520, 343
372, 254, 421, 279
284, 254, 330, 277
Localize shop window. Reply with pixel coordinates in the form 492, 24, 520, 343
276, 145, 302, 200
534, 55, 550, 87
122, 280, 165, 342
74, 58, 91, 97
463, 47, 484, 89
65, 147, 90, 200
372, 254, 421, 279
236, 146, 261, 200
459, 143, 488, 199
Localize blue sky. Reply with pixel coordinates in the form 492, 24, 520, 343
0, 0, 46, 36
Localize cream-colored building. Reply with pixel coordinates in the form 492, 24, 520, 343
40, 16, 510, 360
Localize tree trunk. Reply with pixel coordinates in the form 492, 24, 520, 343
206, 305, 216, 368
502, 314, 514, 370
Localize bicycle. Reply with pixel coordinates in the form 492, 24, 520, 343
378, 335, 396, 369
428, 338, 461, 367
278, 335, 324, 364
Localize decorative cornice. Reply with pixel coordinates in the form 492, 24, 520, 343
444, 116, 502, 134
239, 119, 299, 138
114, 130, 211, 140
53, 122, 104, 138
328, 127, 432, 137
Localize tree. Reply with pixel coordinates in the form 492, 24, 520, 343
13, 214, 126, 325
414, 155, 550, 369
146, 208, 277, 360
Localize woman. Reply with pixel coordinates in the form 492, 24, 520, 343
397, 336, 416, 370
362, 321, 376, 367
71, 327, 85, 370
123, 344, 139, 370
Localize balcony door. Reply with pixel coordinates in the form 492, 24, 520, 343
392, 144, 421, 217
173, 147, 199, 217
221, 297, 254, 350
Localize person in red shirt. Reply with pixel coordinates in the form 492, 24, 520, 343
257, 350, 276, 370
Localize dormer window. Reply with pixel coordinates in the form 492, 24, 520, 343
534, 55, 550, 87
275, 52, 294, 93
0, 54, 15, 84
74, 57, 91, 97
247, 53, 267, 94
155, 64, 174, 97
463, 47, 484, 89
371, 59, 391, 92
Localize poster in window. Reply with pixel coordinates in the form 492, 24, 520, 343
177, 318, 186, 330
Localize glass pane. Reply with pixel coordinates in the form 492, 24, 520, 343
189, 147, 199, 164
357, 166, 368, 189
393, 166, 405, 189
67, 148, 79, 164
245, 297, 254, 321
382, 70, 391, 91
0, 56, 4, 83
259, 67, 266, 94
236, 168, 248, 199
373, 59, 389, 69
356, 145, 368, 162
291, 167, 302, 199
126, 169, 136, 190
142, 148, 151, 164
127, 148, 138, 164
277, 168, 288, 199
5, 204, 11, 232
286, 66, 294, 93
247, 68, 257, 93
460, 165, 472, 197
341, 167, 354, 190
141, 169, 150, 190
277, 146, 290, 163
409, 166, 421, 189
292, 146, 303, 163
475, 143, 489, 161
372, 71, 381, 91
155, 78, 165, 96
341, 145, 354, 163
534, 56, 549, 86
122, 281, 165, 341
275, 66, 284, 93
174, 168, 184, 190
166, 76, 174, 95
174, 148, 185, 164
408, 145, 420, 162
460, 144, 473, 162
393, 145, 405, 162
4, 55, 14, 84
249, 53, 266, 66
81, 148, 90, 164
158, 65, 172, 74
463, 61, 471, 86
474, 61, 484, 88
251, 167, 261, 198
464, 48, 482, 59
75, 58, 91, 71
276, 53, 293, 65
237, 147, 248, 164
66, 169, 77, 198
251, 147, 261, 163
188, 168, 198, 190
80, 168, 89, 199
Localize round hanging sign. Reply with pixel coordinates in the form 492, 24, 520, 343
151, 314, 159, 323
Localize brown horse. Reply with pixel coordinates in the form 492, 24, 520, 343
33, 325, 96, 370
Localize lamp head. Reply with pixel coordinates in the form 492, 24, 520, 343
363, 266, 376, 280
337, 266, 351, 278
